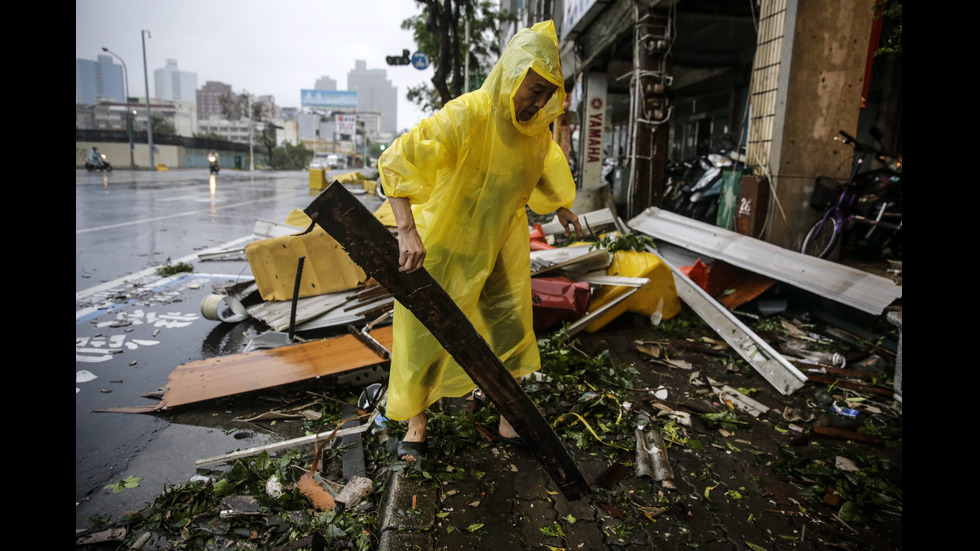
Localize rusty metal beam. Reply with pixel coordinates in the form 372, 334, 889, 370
303, 182, 590, 501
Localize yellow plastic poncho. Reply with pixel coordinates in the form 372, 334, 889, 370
378, 20, 576, 421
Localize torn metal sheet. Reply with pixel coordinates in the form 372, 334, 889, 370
635, 428, 674, 481
530, 247, 612, 276
540, 207, 617, 237
96, 326, 393, 413
252, 218, 307, 239
577, 273, 650, 287
197, 413, 379, 467
710, 380, 771, 417
647, 246, 808, 395
628, 207, 902, 315
247, 286, 393, 333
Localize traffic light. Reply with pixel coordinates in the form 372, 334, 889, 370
386, 49, 411, 66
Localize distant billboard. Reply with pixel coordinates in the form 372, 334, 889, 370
336, 114, 356, 135
301, 89, 357, 110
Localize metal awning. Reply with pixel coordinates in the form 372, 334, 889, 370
627, 207, 902, 316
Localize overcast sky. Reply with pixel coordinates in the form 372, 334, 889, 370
75, 0, 435, 130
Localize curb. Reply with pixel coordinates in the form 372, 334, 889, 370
377, 470, 438, 551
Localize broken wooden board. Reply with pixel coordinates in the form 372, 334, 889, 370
97, 326, 392, 413
304, 181, 590, 501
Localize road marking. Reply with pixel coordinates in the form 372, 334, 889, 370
76, 194, 301, 234
76, 235, 255, 307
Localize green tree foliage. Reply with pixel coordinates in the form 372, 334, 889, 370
192, 131, 230, 141
150, 113, 175, 136
873, 0, 901, 56
402, 0, 516, 113
220, 91, 280, 163
267, 141, 314, 170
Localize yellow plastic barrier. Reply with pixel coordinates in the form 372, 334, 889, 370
245, 224, 370, 302
309, 168, 327, 190
585, 250, 682, 333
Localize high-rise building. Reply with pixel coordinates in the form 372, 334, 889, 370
76, 55, 125, 104
197, 81, 235, 121
314, 76, 337, 91
347, 60, 397, 133
154, 59, 198, 104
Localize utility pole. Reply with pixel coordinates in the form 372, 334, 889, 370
246, 91, 254, 171
102, 47, 135, 169
142, 29, 156, 170
464, 19, 470, 93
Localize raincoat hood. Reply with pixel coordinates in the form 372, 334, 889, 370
481, 20, 566, 136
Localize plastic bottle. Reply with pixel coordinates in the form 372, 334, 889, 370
780, 341, 845, 367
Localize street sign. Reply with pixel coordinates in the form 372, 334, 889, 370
411, 51, 430, 70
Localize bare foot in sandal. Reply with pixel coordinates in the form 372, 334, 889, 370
398, 412, 427, 462
498, 415, 527, 447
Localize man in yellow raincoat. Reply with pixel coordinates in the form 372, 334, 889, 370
378, 20, 582, 461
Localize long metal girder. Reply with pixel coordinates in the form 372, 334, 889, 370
628, 207, 902, 316
646, 246, 808, 395
303, 182, 590, 501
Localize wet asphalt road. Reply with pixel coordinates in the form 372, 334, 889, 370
75, 167, 382, 531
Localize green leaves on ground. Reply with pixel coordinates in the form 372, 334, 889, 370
155, 261, 193, 276
105, 476, 142, 493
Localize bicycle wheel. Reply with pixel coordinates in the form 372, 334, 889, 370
801, 215, 841, 258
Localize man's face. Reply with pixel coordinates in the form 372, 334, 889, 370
513, 69, 558, 122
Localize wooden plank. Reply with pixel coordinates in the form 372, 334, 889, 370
304, 182, 590, 501
97, 326, 392, 413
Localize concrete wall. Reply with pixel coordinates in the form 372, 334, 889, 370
76, 142, 260, 170
76, 142, 182, 169
769, 0, 874, 250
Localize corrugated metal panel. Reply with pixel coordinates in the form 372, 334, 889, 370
628, 207, 902, 315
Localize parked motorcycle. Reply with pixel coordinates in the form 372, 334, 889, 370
85, 153, 113, 172
800, 128, 902, 260
663, 145, 744, 224
208, 153, 220, 174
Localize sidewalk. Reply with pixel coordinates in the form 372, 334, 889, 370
374, 425, 614, 551
364, 309, 902, 550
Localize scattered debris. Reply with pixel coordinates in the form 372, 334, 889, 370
96, 326, 393, 413
335, 476, 374, 511
649, 246, 807, 395
710, 380, 771, 417
635, 428, 674, 481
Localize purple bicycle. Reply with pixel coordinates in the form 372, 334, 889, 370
800, 129, 902, 260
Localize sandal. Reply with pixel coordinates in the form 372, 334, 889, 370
498, 434, 528, 448
396, 440, 427, 462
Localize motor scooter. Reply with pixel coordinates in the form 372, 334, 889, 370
85, 153, 113, 172
208, 153, 220, 174
678, 152, 733, 222
668, 145, 745, 224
